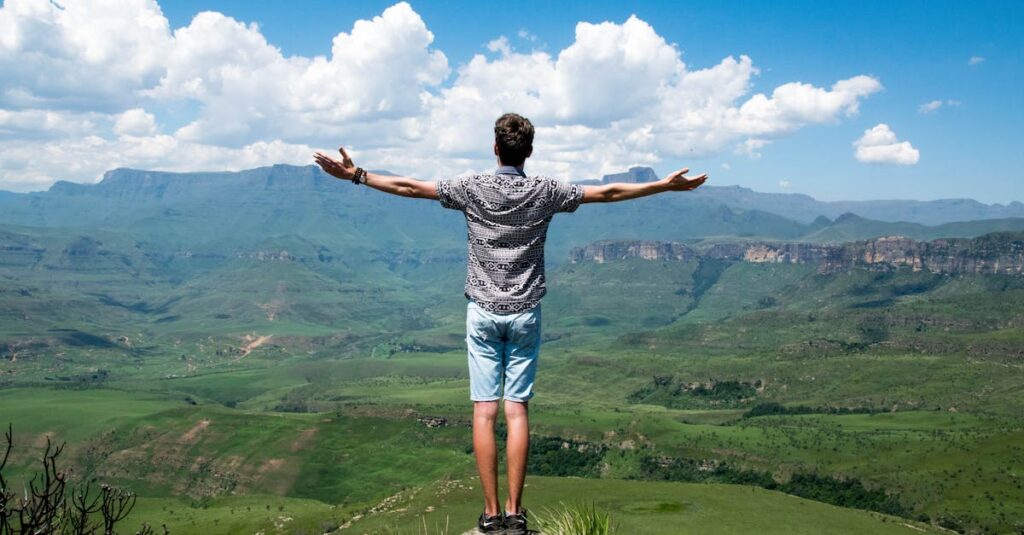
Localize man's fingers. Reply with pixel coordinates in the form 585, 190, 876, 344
672, 168, 689, 178
314, 152, 337, 165
666, 172, 708, 190
314, 155, 339, 172
338, 146, 350, 161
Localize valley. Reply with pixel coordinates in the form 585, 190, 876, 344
1, 164, 1022, 534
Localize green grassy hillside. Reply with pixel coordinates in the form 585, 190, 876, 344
2, 167, 1023, 533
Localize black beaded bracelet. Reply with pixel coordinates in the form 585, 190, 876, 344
351, 167, 366, 185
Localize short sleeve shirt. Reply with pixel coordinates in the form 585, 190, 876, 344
437, 166, 584, 314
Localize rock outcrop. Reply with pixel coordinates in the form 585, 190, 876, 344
568, 240, 699, 264
570, 233, 1024, 276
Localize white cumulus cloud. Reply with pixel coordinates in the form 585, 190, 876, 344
736, 138, 770, 160
0, 1, 885, 191
0, 0, 171, 110
0, 109, 105, 139
0, 134, 316, 191
918, 99, 961, 114
114, 108, 158, 136
853, 123, 919, 165
151, 2, 449, 146
421, 19, 880, 178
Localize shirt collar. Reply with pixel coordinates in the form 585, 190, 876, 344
495, 165, 525, 176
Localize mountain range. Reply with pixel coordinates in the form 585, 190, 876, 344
3, 165, 1021, 231
1, 165, 1023, 255
3, 162, 1022, 343
572, 166, 1024, 225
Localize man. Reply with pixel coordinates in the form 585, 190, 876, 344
313, 113, 707, 534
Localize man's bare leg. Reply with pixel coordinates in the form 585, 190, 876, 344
473, 400, 501, 516
504, 399, 529, 514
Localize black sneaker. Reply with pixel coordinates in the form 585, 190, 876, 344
477, 511, 505, 534
503, 509, 528, 535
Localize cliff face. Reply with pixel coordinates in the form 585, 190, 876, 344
570, 233, 1024, 276
569, 240, 699, 264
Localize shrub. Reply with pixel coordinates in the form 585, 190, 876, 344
0, 424, 161, 535
536, 502, 617, 535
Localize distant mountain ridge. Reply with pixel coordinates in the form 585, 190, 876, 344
0, 164, 830, 254
569, 166, 1023, 225
1, 164, 1023, 255
566, 166, 1024, 225
685, 183, 1024, 226
5, 164, 1020, 226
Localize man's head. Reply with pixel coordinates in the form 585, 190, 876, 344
494, 113, 534, 167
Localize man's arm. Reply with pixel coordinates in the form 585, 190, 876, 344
313, 147, 438, 200
581, 167, 708, 203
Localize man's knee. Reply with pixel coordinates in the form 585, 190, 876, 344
503, 399, 529, 420
474, 400, 500, 423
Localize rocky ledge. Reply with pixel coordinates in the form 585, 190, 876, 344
569, 232, 1024, 276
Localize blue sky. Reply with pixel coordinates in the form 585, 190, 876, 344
0, 0, 1020, 203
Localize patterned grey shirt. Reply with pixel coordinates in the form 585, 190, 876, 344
437, 165, 585, 314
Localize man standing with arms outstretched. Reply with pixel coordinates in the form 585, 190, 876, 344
314, 113, 707, 534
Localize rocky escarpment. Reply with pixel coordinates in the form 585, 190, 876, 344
570, 233, 1024, 276
568, 240, 700, 264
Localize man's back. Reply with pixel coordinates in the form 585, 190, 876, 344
313, 111, 706, 533
437, 165, 583, 314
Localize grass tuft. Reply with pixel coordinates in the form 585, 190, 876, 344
535, 501, 618, 535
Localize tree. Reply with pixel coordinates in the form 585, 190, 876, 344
0, 424, 165, 535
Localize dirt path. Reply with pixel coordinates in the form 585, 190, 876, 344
236, 334, 272, 359
179, 419, 210, 444
289, 427, 319, 452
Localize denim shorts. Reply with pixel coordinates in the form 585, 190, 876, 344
465, 300, 541, 403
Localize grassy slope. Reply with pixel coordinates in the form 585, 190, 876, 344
11, 386, 949, 535
3, 248, 1024, 532
345, 476, 944, 535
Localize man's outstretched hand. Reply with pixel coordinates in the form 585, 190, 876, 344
313, 146, 356, 181
312, 146, 439, 199
664, 168, 708, 191
580, 165, 708, 203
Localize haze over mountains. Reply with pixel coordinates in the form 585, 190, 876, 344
576, 166, 1024, 225
1, 165, 1023, 250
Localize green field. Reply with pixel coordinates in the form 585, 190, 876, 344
0, 390, 955, 535
3, 190, 1024, 534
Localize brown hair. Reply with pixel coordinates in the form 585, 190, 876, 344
494, 113, 534, 166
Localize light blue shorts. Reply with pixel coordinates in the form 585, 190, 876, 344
465, 300, 541, 403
